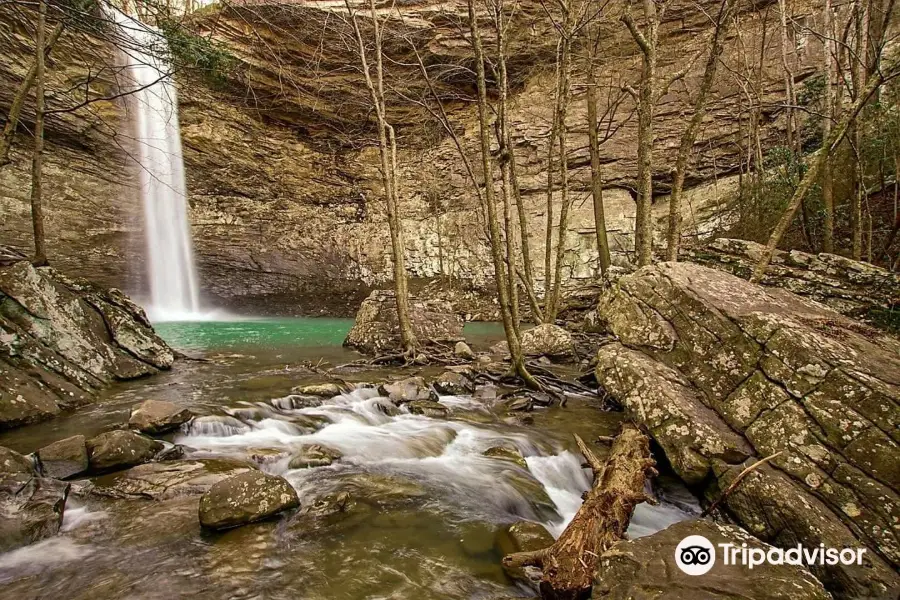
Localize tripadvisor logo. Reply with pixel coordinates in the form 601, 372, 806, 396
675, 535, 867, 576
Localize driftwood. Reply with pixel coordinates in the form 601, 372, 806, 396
503, 423, 656, 600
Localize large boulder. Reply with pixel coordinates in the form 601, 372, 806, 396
128, 400, 193, 435
0, 472, 69, 552
344, 289, 464, 354
593, 519, 829, 600
520, 324, 576, 359
685, 238, 900, 318
198, 470, 300, 530
35, 435, 89, 479
495, 520, 555, 583
432, 369, 476, 396
0, 262, 174, 431
593, 262, 900, 598
0, 445, 35, 475
86, 430, 164, 472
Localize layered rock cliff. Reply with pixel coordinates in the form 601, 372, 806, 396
0, 0, 825, 315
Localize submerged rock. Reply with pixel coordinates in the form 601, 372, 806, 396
592, 262, 900, 597
0, 262, 174, 431
344, 289, 464, 354
329, 472, 427, 508
86, 430, 163, 473
184, 415, 250, 437
407, 399, 450, 418
198, 470, 299, 530
0, 472, 69, 552
482, 446, 528, 469
36, 435, 89, 479
288, 444, 342, 469
593, 519, 830, 600
495, 521, 554, 583
520, 324, 576, 359
128, 400, 193, 435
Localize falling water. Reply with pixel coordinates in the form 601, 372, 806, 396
112, 9, 201, 322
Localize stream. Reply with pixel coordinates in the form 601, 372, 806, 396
0, 318, 699, 599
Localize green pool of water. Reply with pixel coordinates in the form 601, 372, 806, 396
153, 318, 507, 352
153, 317, 355, 351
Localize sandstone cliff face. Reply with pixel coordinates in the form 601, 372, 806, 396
0, 0, 818, 314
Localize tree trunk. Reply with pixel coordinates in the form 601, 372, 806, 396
502, 424, 656, 600
751, 58, 898, 282
822, 0, 835, 253
509, 130, 544, 323
586, 73, 611, 275
30, 0, 49, 267
466, 0, 538, 389
547, 33, 573, 322
347, 0, 417, 353
0, 21, 64, 168
543, 40, 563, 319
666, 0, 735, 261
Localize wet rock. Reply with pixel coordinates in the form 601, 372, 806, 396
91, 458, 254, 500
86, 430, 164, 473
128, 400, 193, 435
0, 472, 69, 552
520, 324, 576, 359
184, 415, 250, 436
344, 289, 464, 354
272, 394, 323, 410
284, 491, 373, 539
495, 521, 554, 583
291, 382, 343, 397
594, 519, 830, 600
288, 444, 342, 469
592, 262, 900, 597
199, 470, 300, 530
407, 399, 450, 418
482, 446, 527, 469
454, 341, 475, 360
35, 435, 88, 479
504, 396, 533, 412
432, 370, 476, 396
379, 376, 437, 404
0, 445, 36, 475
0, 262, 174, 431
330, 472, 427, 508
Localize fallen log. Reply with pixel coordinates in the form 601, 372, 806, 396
502, 423, 656, 600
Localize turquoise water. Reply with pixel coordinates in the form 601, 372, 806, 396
153, 318, 506, 352
153, 317, 355, 351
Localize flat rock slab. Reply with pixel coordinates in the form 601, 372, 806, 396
36, 434, 88, 479
91, 459, 255, 500
86, 430, 163, 473
593, 519, 830, 600
199, 470, 299, 530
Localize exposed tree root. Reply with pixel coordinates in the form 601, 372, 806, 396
502, 424, 656, 600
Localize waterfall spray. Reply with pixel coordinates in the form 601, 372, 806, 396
112, 9, 201, 322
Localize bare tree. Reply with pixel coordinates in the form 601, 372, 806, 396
466, 0, 538, 388
752, 56, 900, 281
623, 0, 699, 266
30, 0, 49, 267
345, 0, 418, 354
665, 0, 737, 260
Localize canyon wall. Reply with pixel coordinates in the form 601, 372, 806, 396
0, 0, 821, 315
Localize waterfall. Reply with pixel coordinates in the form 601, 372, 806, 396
112, 9, 201, 322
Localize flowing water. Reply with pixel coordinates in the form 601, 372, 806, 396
113, 8, 201, 322
0, 319, 698, 599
